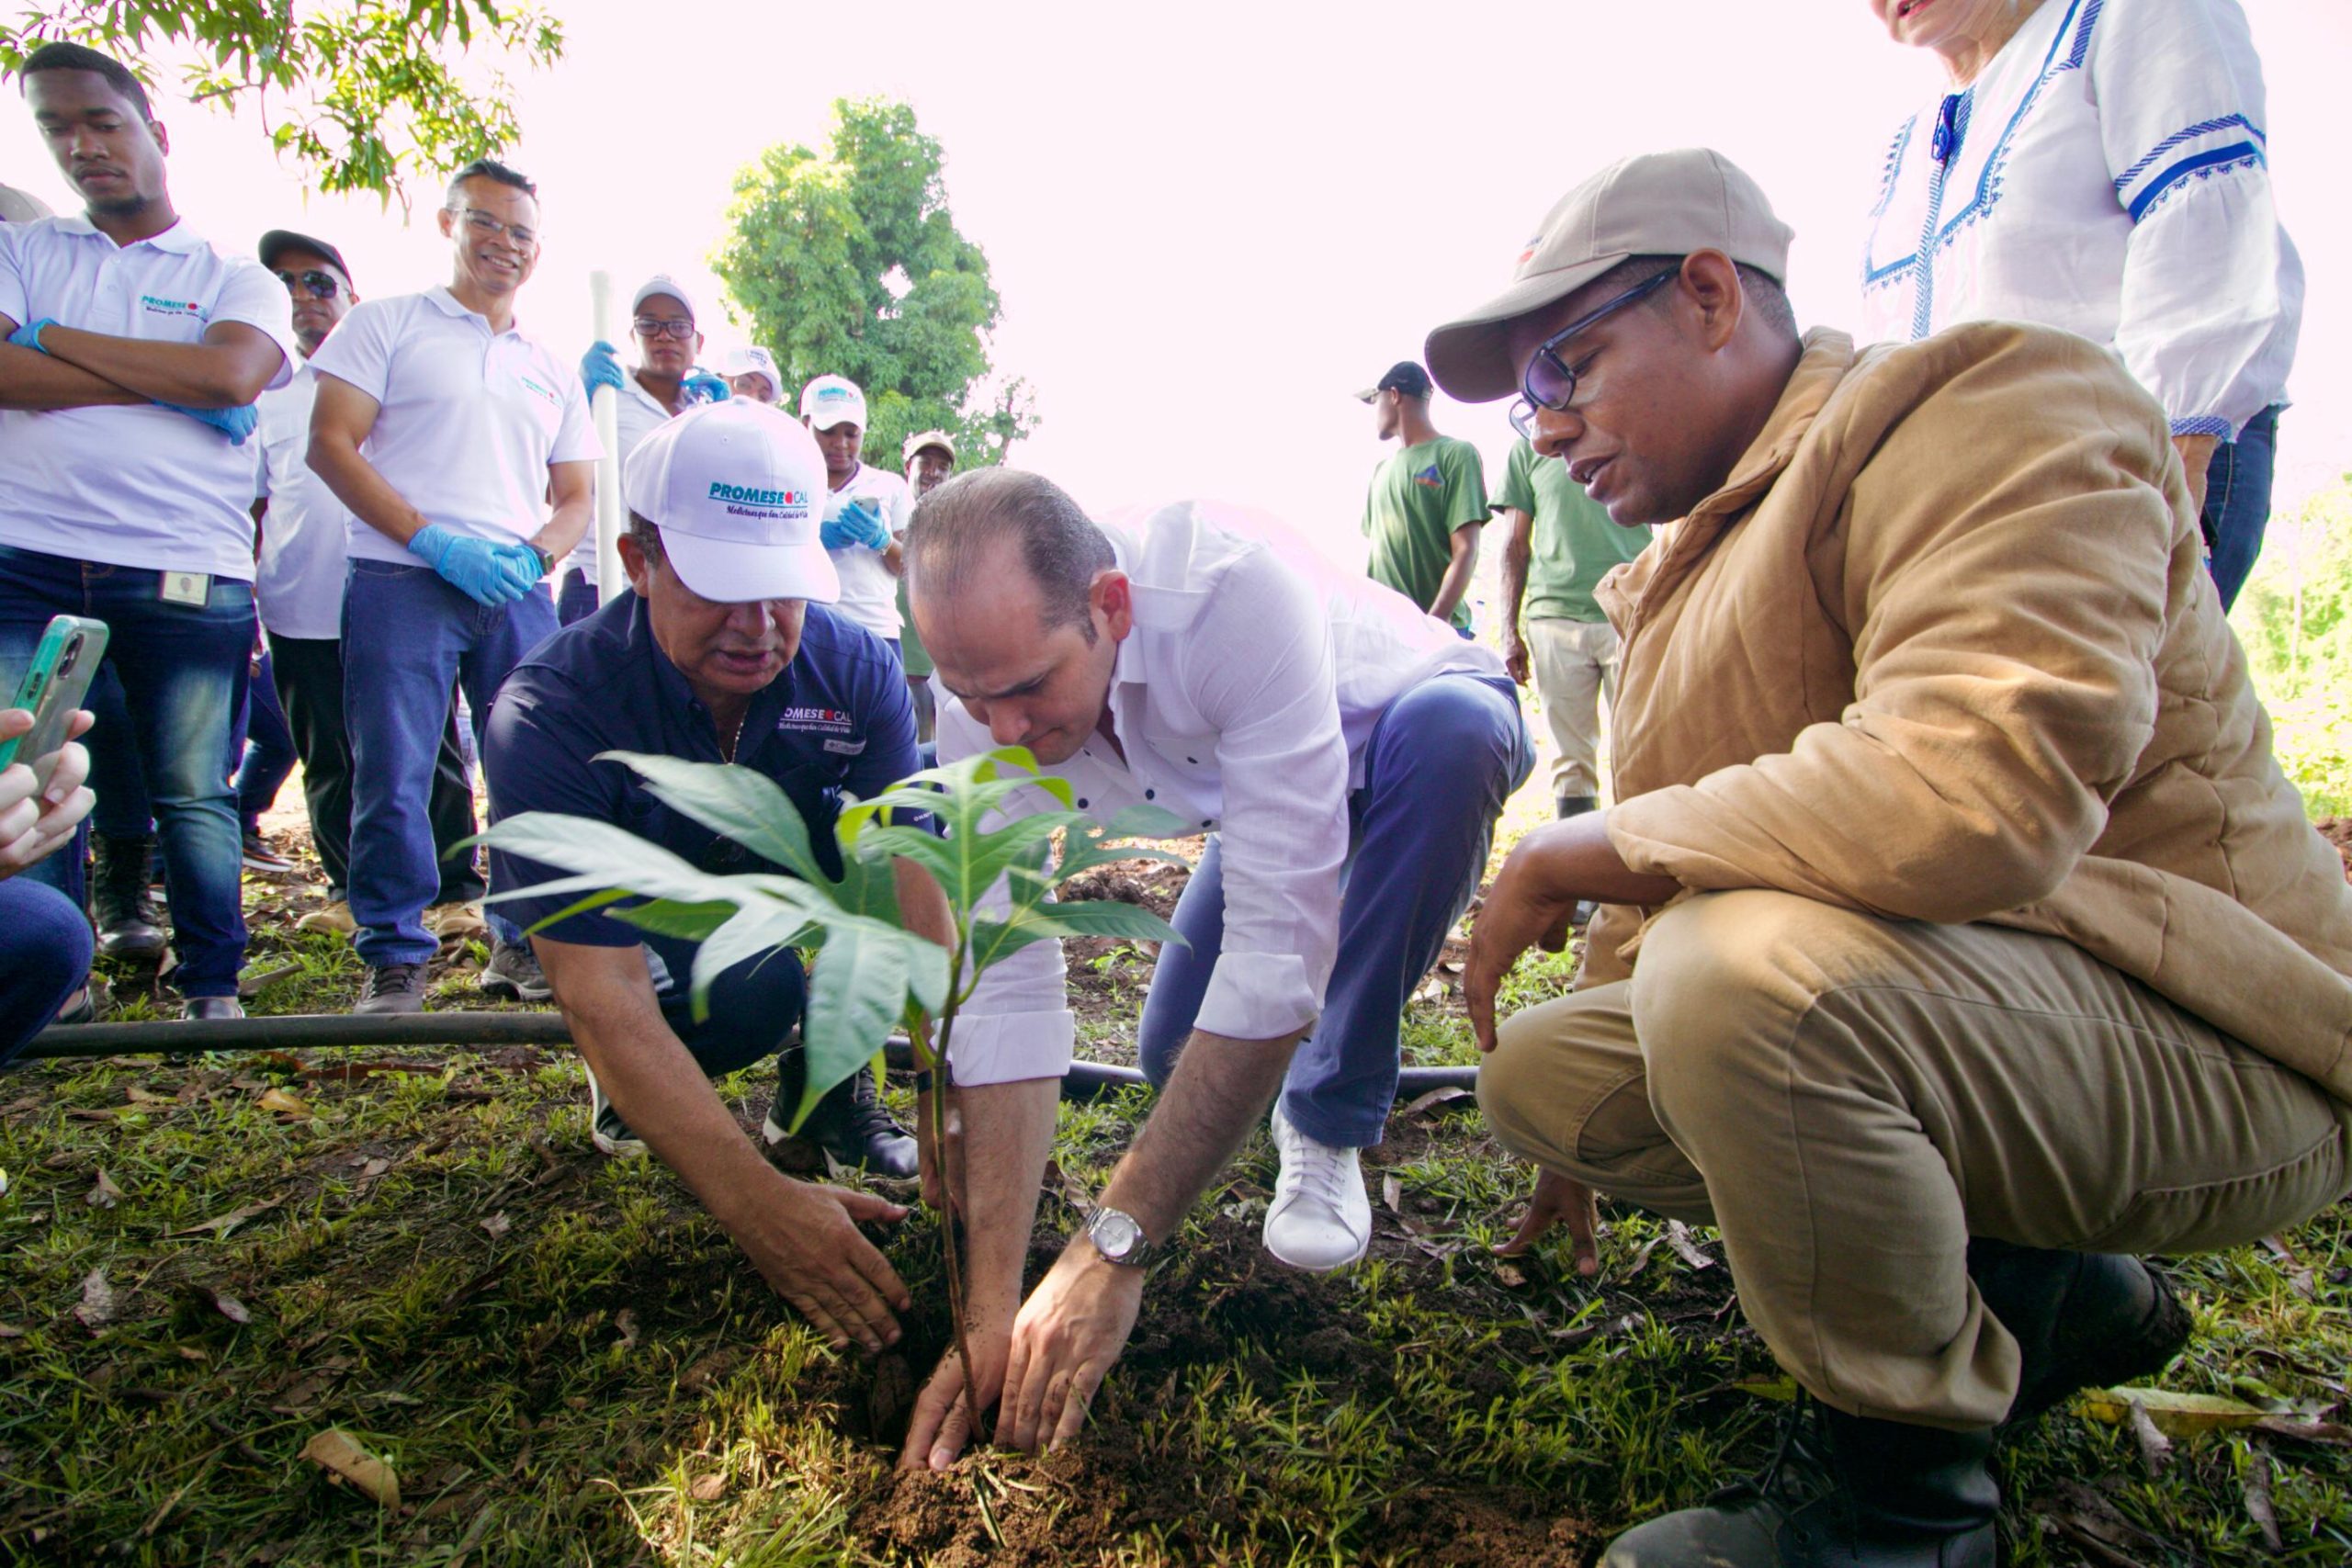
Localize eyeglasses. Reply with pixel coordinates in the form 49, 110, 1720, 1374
632, 316, 697, 341
448, 207, 539, 251
1509, 268, 1676, 440
273, 268, 342, 301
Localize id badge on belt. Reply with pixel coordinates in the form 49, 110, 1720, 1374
159, 570, 211, 606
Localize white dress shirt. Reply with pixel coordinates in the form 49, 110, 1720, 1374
1859, 0, 2300, 438
306, 287, 600, 563
936, 499, 1502, 1086
0, 215, 295, 579
254, 361, 354, 639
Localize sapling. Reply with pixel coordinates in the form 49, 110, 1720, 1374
480, 744, 1188, 1440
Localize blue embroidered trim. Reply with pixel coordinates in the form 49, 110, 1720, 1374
2171, 415, 2233, 439
1866, 115, 1918, 224
2060, 0, 2104, 70
1860, 0, 2089, 291
2128, 141, 2266, 221
2114, 114, 2265, 193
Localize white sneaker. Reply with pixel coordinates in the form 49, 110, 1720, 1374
1263, 1102, 1372, 1271
582, 1063, 647, 1159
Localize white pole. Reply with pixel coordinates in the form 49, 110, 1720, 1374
587, 269, 625, 604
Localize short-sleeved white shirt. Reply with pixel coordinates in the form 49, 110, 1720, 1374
253, 361, 354, 640
306, 287, 600, 563
822, 462, 914, 641
0, 215, 295, 580
563, 370, 680, 588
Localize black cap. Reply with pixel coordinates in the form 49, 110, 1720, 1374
1356, 360, 1432, 402
257, 229, 354, 287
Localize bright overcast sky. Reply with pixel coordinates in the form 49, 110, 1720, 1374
6, 0, 2344, 569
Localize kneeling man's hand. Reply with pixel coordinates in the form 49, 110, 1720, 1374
740, 1177, 912, 1354
899, 1301, 1015, 1472
994, 1241, 1143, 1453
1494, 1168, 1601, 1278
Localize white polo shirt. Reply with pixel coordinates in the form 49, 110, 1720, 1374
306, 287, 599, 564
563, 369, 679, 588
0, 215, 295, 580
936, 500, 1504, 1086
253, 361, 355, 640
823, 462, 914, 641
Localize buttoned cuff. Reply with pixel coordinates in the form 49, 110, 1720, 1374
1193, 951, 1319, 1043
944, 1007, 1076, 1086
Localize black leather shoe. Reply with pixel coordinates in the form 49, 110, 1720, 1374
1967, 1239, 2191, 1431
92, 832, 167, 962
1601, 1395, 1997, 1566
1556, 794, 1598, 819
182, 996, 245, 1021
765, 1055, 918, 1179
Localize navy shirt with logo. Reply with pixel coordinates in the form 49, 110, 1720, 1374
483, 589, 925, 949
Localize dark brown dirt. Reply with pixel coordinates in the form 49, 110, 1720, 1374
2316, 818, 2352, 882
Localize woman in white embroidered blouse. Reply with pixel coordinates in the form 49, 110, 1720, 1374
1860, 0, 2301, 610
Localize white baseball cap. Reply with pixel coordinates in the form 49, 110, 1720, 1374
630, 274, 697, 321
798, 374, 868, 432
721, 345, 782, 400
621, 400, 840, 604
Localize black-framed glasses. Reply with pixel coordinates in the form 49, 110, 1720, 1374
632, 316, 696, 341
448, 206, 539, 250
1509, 268, 1676, 440
272, 268, 342, 301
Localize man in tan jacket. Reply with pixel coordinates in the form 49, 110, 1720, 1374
1433, 148, 2352, 1568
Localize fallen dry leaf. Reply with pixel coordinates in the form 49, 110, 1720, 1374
1493, 1261, 1530, 1289
166, 1193, 288, 1239
1665, 1220, 1716, 1270
689, 1472, 725, 1501
210, 1290, 252, 1325
1399, 1086, 1473, 1118
73, 1268, 116, 1330
299, 1428, 401, 1509
2245, 1444, 2282, 1551
85, 1169, 123, 1210
0, 1322, 23, 1339
614, 1309, 640, 1350
479, 1213, 511, 1240
123, 1085, 174, 1105
360, 1158, 390, 1179
2077, 1386, 2267, 1437
1381, 1174, 1403, 1214
257, 1088, 313, 1117
2126, 1398, 2174, 1474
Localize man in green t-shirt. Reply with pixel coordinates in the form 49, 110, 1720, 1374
1356, 361, 1487, 631
1495, 436, 1651, 818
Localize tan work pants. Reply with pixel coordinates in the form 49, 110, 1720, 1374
1527, 616, 1618, 802
1479, 888, 2350, 1429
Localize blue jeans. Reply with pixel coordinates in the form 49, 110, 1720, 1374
557, 568, 599, 627
0, 877, 93, 1067
232, 647, 299, 833
641, 931, 808, 1078
82, 660, 152, 839
2203, 405, 2278, 614
0, 545, 252, 997
343, 560, 556, 966
1137, 671, 1532, 1146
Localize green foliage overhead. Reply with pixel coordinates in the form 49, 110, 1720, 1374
2233, 476, 2352, 817
0, 1, 564, 207
710, 96, 1037, 472
479, 746, 1187, 1132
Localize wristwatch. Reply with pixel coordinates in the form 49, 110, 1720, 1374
526, 540, 556, 576
1083, 1204, 1154, 1268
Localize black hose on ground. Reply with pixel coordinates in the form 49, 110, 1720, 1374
18, 1012, 1484, 1100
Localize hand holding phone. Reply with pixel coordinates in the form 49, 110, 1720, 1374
0, 705, 95, 879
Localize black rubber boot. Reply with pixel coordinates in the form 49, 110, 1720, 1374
91, 832, 166, 963
1556, 794, 1597, 819
1602, 1396, 1997, 1566
1966, 1238, 2191, 1430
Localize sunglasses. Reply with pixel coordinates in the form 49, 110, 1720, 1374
1509, 268, 1676, 441
273, 268, 343, 301
632, 316, 697, 341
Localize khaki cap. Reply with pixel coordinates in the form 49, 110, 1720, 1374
1424, 147, 1793, 403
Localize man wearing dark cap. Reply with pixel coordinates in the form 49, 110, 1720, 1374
1439, 147, 2352, 1567
1355, 360, 1487, 633
252, 229, 486, 938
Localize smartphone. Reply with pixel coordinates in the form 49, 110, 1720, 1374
0, 615, 110, 789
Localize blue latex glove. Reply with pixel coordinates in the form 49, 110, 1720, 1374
409, 523, 530, 607
490, 540, 547, 591
682, 371, 730, 405
7, 318, 53, 352
157, 400, 260, 446
820, 498, 890, 553
579, 340, 625, 398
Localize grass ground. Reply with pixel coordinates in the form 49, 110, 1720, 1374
4, 801, 2349, 1564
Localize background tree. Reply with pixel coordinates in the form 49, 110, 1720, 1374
711, 96, 1036, 468
0, 1, 563, 207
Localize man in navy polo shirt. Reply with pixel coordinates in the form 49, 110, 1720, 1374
485, 400, 940, 1352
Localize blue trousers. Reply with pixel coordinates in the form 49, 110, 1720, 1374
2203, 405, 2278, 614
232, 648, 299, 833
557, 568, 599, 628
0, 878, 93, 1068
344, 560, 556, 966
0, 545, 252, 997
1138, 671, 1532, 1147
642, 931, 809, 1078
